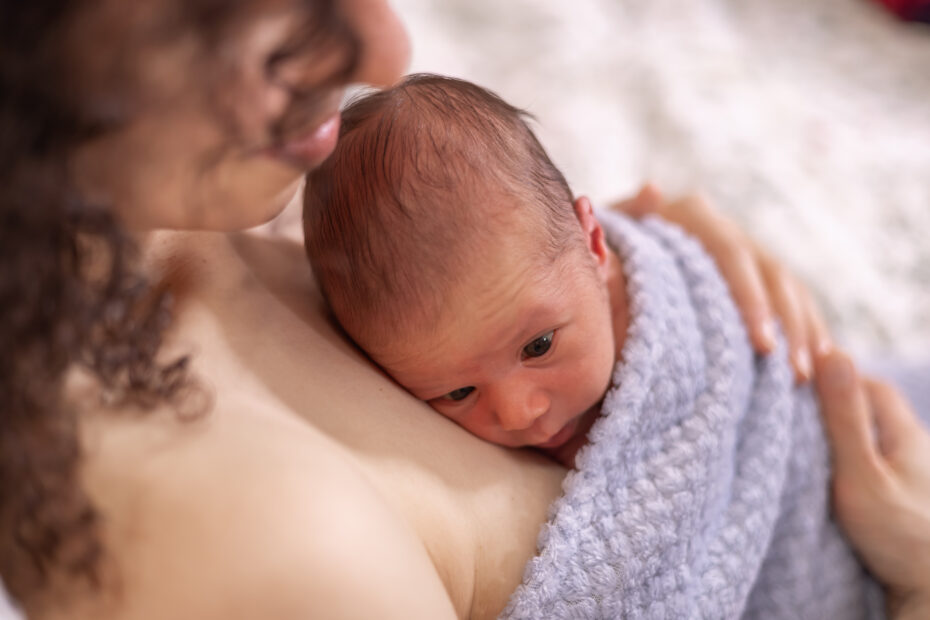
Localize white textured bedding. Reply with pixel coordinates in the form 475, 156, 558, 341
395, 0, 930, 360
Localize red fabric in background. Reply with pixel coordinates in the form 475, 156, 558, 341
874, 0, 930, 20
878, 0, 909, 12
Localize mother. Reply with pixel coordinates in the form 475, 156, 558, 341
1, 1, 927, 618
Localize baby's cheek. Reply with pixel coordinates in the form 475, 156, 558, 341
578, 344, 615, 410
427, 403, 456, 422
457, 411, 494, 438
431, 404, 480, 434
446, 407, 515, 446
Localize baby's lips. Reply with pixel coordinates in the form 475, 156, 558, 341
536, 417, 578, 450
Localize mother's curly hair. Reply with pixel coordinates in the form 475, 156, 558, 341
0, 0, 197, 602
1, 0, 355, 602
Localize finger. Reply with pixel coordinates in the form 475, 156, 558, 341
662, 196, 777, 353
610, 183, 664, 216
709, 236, 776, 354
760, 255, 811, 382
863, 378, 920, 459
799, 287, 833, 358
814, 350, 883, 478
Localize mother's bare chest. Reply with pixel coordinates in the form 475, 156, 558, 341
165, 231, 566, 618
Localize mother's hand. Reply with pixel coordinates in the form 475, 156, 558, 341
613, 184, 830, 382
815, 350, 930, 619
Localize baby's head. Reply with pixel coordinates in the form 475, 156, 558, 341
304, 74, 616, 451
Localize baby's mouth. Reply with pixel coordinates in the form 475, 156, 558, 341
536, 416, 581, 450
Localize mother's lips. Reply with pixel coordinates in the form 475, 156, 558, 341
268, 112, 341, 170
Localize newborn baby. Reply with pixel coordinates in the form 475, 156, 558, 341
304, 74, 629, 468
304, 74, 876, 618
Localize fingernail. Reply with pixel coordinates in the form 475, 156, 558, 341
759, 319, 777, 351
822, 355, 853, 390
815, 337, 834, 357
794, 349, 812, 381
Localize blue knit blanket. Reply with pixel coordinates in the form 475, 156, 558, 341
501, 212, 877, 619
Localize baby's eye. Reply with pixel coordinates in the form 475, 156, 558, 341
441, 386, 475, 402
522, 330, 554, 359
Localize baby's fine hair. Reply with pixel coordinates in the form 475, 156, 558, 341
304, 73, 581, 347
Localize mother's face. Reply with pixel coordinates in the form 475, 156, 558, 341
69, 0, 410, 231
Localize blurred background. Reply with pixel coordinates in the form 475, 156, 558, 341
390, 0, 930, 361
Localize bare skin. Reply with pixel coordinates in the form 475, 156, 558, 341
13, 0, 927, 617
35, 228, 564, 620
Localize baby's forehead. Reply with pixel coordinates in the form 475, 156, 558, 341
415, 238, 581, 331
367, 247, 590, 391
368, 265, 560, 365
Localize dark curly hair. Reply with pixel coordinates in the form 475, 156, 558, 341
0, 0, 194, 603
0, 0, 352, 605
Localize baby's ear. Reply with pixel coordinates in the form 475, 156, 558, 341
573, 196, 609, 274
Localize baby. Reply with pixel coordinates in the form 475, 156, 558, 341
304, 73, 629, 467
303, 74, 875, 618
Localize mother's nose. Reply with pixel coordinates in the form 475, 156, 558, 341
492, 383, 550, 432
342, 0, 411, 88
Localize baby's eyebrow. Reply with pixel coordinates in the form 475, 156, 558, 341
511, 317, 565, 350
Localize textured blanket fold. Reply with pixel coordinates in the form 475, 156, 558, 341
501, 211, 877, 619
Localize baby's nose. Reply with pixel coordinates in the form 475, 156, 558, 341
495, 387, 550, 432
